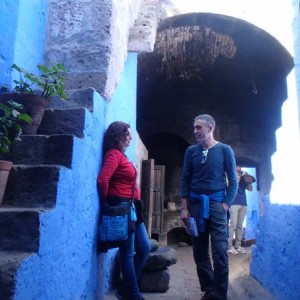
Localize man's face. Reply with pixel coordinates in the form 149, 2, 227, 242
236, 166, 243, 181
236, 166, 242, 175
193, 119, 211, 143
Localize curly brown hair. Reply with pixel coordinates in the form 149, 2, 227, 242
103, 121, 130, 153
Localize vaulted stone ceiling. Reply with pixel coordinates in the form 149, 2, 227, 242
137, 13, 293, 167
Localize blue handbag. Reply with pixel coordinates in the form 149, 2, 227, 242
99, 201, 137, 242
98, 164, 137, 243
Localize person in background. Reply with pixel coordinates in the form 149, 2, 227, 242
180, 114, 238, 300
227, 165, 256, 255
97, 121, 151, 300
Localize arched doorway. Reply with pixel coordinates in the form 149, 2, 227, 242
137, 12, 293, 244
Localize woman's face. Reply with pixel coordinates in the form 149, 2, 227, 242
124, 128, 132, 148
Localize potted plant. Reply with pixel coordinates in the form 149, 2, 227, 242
0, 63, 67, 134
0, 100, 32, 205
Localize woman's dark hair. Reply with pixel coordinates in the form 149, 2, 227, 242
103, 121, 130, 153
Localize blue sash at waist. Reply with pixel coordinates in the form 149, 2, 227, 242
189, 191, 225, 232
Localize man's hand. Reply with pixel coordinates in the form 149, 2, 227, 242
222, 202, 229, 211
180, 198, 189, 226
181, 208, 189, 225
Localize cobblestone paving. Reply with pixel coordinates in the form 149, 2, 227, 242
104, 245, 274, 300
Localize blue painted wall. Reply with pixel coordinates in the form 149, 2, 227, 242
98, 52, 138, 298
0, 0, 46, 89
250, 197, 300, 300
13, 53, 138, 300
0, 1, 139, 297
0, 0, 19, 88
243, 167, 259, 240
14, 92, 105, 300
106, 53, 138, 162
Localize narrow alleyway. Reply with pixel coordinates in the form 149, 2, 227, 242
104, 245, 274, 300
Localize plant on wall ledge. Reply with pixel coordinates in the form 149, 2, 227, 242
11, 63, 68, 100
0, 100, 32, 205
0, 101, 32, 153
0, 63, 68, 134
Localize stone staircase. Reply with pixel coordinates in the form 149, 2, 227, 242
0, 89, 102, 299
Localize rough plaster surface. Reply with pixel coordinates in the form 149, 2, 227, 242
45, 0, 144, 101
250, 196, 300, 300
45, 0, 112, 97
128, 0, 159, 52
105, 53, 138, 162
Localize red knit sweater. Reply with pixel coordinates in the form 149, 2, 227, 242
97, 149, 140, 202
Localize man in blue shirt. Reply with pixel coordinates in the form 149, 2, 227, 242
180, 114, 238, 300
228, 166, 255, 255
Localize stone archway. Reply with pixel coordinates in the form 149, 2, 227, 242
137, 12, 293, 244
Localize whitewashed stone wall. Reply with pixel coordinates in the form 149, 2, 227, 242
45, 0, 159, 101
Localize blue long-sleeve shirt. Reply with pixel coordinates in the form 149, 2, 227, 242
180, 142, 238, 207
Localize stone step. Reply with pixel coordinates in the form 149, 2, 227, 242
37, 107, 86, 138
0, 134, 74, 168
2, 165, 61, 208
0, 251, 34, 300
0, 208, 42, 252
46, 88, 94, 111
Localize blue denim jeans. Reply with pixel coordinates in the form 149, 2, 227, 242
189, 199, 229, 300
118, 221, 151, 300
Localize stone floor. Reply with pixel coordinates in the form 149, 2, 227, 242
103, 244, 275, 300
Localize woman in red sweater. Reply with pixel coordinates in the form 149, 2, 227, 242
98, 121, 150, 300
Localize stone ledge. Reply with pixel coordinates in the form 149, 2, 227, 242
0, 209, 41, 252
0, 135, 74, 168
0, 251, 34, 300
3, 165, 61, 208
38, 108, 86, 138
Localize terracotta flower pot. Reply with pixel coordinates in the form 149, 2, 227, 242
0, 160, 13, 206
0, 93, 48, 134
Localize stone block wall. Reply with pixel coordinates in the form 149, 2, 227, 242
12, 90, 106, 300
45, 0, 158, 101
10, 53, 140, 300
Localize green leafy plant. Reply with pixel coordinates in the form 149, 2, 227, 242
0, 101, 32, 153
11, 63, 68, 100
13, 77, 33, 94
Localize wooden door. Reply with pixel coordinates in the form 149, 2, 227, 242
141, 159, 154, 236
152, 165, 165, 235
